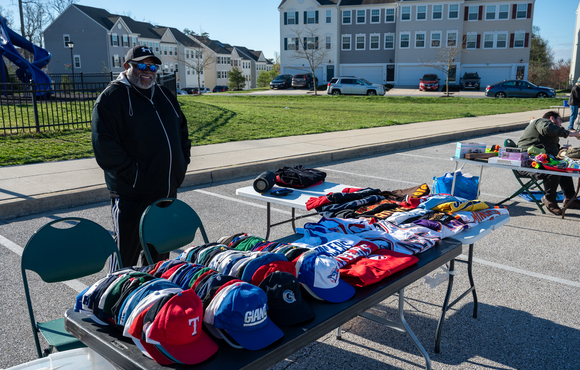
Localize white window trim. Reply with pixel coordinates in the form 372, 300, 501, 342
485, 5, 497, 21
370, 9, 381, 24
326, 9, 332, 24
416, 5, 427, 21
287, 12, 297, 25
446, 30, 458, 47
496, 31, 508, 49
482, 32, 495, 49
516, 3, 528, 19
497, 4, 510, 20
111, 33, 118, 47
73, 55, 81, 68
513, 30, 526, 48
399, 32, 411, 49
369, 33, 380, 50
432, 5, 443, 20
401, 6, 411, 21
466, 32, 477, 49
113, 54, 120, 68
415, 31, 426, 48
356, 9, 366, 24
306, 10, 316, 24
384, 32, 395, 50
355, 34, 366, 50
468, 6, 479, 21
63, 34, 70, 48
385, 8, 395, 23
448, 4, 459, 19
341, 34, 352, 50
326, 35, 332, 50
430, 30, 442, 48
342, 10, 352, 25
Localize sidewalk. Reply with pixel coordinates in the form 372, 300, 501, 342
0, 110, 549, 219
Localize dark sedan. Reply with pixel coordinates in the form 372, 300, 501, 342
485, 80, 556, 98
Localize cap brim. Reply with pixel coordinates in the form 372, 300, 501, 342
301, 279, 355, 303
153, 329, 218, 365
130, 55, 162, 65
131, 338, 174, 365
268, 298, 315, 326
222, 317, 283, 350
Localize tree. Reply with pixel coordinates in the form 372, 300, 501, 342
13, 0, 77, 47
528, 26, 554, 87
179, 35, 216, 93
287, 25, 330, 96
228, 67, 245, 91
257, 69, 278, 88
551, 59, 572, 90
421, 45, 462, 97
0, 5, 15, 27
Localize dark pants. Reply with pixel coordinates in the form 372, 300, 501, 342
109, 194, 174, 272
518, 171, 575, 202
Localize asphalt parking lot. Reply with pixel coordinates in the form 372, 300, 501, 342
1, 129, 579, 369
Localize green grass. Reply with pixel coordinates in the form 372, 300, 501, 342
0, 95, 563, 166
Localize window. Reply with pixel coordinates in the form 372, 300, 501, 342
148, 42, 153, 48
499, 5, 509, 19
287, 12, 297, 25
400, 32, 410, 48
112, 55, 120, 68
486, 5, 496, 20
385, 8, 395, 22
111, 34, 118, 46
401, 6, 410, 20
73, 55, 81, 68
417, 6, 426, 20
306, 37, 317, 50
155, 43, 159, 52
514, 32, 525, 48
356, 34, 365, 50
516, 4, 527, 19
63, 34, 70, 48
356, 9, 365, 23
370, 34, 380, 50
483, 33, 494, 48
384, 33, 394, 49
132, 37, 137, 46
415, 32, 426, 48
468, 6, 478, 20
122, 35, 128, 47
326, 36, 332, 50
341, 34, 351, 50
447, 31, 457, 47
497, 32, 507, 48
164, 64, 168, 72
169, 47, 173, 56
431, 31, 441, 48
306, 10, 317, 24
326, 10, 332, 23
174, 47, 177, 55
164, 46, 168, 55
371, 9, 380, 23
342, 10, 351, 24
449, 4, 459, 19
432, 5, 442, 20
466, 33, 477, 49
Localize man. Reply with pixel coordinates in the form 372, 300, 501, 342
568, 78, 580, 130
92, 45, 191, 271
518, 111, 580, 215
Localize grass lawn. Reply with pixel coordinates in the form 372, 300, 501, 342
0, 95, 564, 166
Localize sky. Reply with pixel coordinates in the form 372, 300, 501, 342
1, 0, 578, 62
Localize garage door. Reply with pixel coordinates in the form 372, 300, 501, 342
340, 65, 384, 84
462, 66, 512, 89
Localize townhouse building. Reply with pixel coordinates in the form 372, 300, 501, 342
279, 0, 534, 88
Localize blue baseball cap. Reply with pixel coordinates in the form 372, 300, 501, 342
240, 252, 288, 282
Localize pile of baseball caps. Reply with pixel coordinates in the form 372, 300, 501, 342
74, 233, 357, 365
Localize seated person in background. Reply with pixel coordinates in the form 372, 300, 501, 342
518, 111, 580, 215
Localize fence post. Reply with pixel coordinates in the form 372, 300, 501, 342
30, 79, 40, 133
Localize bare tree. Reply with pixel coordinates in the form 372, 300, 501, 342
22, 1, 47, 47
45, 0, 76, 22
421, 45, 462, 97
178, 36, 216, 93
0, 5, 15, 27
287, 25, 330, 96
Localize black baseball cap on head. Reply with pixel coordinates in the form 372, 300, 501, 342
125, 45, 161, 65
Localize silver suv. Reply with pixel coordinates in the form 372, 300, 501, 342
327, 77, 385, 96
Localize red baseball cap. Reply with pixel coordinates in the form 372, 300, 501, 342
250, 260, 296, 286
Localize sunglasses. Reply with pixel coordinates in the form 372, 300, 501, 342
129, 62, 160, 72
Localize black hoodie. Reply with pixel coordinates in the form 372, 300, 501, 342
91, 73, 191, 201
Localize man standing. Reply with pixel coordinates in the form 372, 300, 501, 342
568, 79, 580, 130
518, 111, 580, 215
92, 45, 191, 271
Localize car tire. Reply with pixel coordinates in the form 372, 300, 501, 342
332, 90, 341, 95
495, 91, 506, 98
367, 90, 377, 96
536, 92, 548, 98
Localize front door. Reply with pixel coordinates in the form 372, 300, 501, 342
326, 65, 334, 82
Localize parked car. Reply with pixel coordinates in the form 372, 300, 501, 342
212, 85, 230, 93
326, 76, 386, 96
485, 80, 556, 98
460, 72, 481, 90
176, 88, 188, 95
200, 87, 212, 93
419, 74, 440, 91
183, 87, 199, 95
270, 74, 293, 89
292, 73, 318, 89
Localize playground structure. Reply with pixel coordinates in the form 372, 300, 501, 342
0, 16, 52, 95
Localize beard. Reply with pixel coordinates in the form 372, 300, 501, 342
127, 68, 155, 89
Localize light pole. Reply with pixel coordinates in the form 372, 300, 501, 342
67, 41, 75, 87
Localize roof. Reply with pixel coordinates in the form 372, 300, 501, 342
279, 0, 338, 8
169, 28, 202, 48
190, 35, 232, 55
340, 0, 397, 5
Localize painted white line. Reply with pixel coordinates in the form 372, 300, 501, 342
318, 168, 420, 185
457, 254, 580, 288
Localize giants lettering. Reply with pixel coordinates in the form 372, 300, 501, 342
243, 304, 267, 326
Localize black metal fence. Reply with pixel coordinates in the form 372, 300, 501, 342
0, 73, 177, 135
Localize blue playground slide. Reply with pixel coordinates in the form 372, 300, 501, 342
0, 16, 52, 95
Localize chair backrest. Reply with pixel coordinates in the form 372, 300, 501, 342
504, 139, 517, 148
139, 198, 209, 265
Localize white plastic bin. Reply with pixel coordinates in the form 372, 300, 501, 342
4, 348, 116, 370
